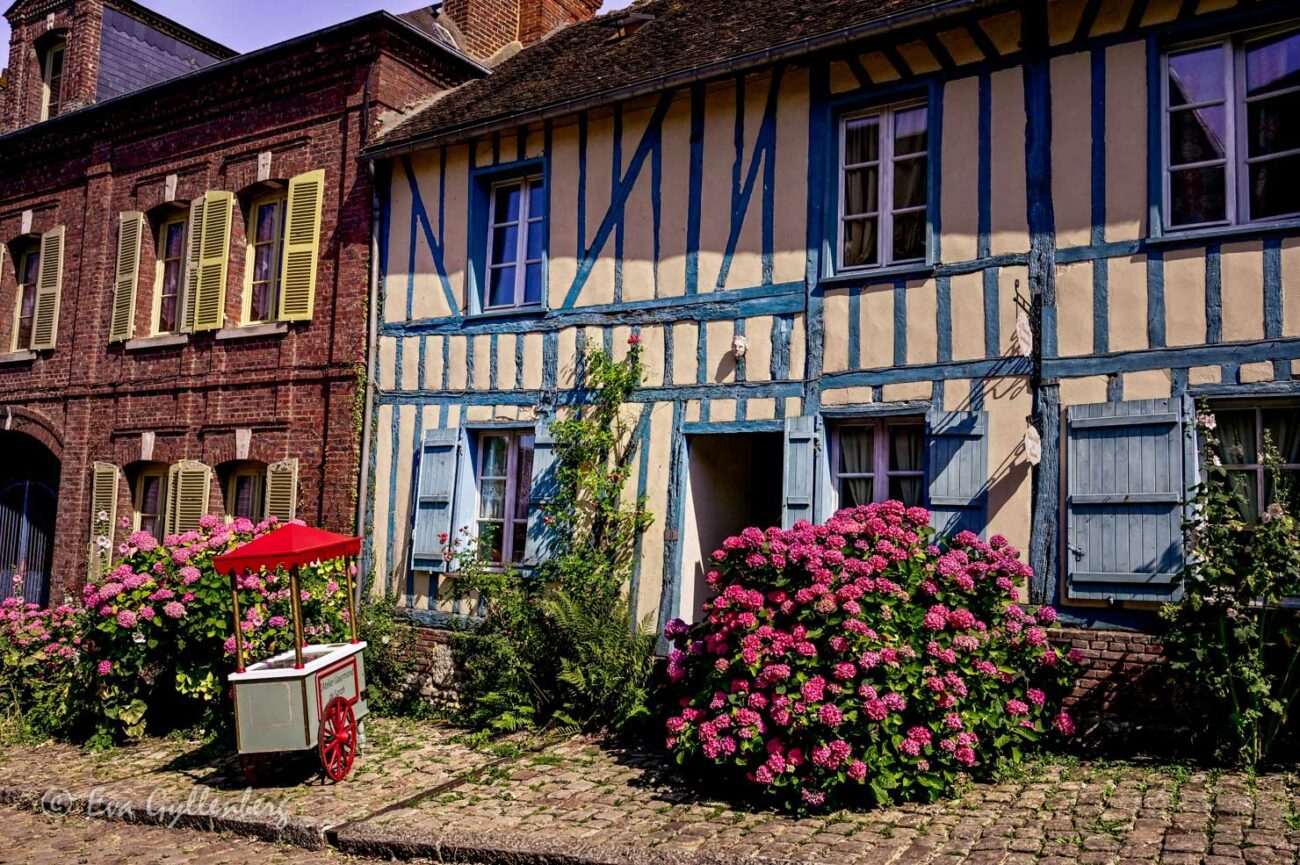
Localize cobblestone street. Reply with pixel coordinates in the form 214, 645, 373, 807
0, 718, 1298, 865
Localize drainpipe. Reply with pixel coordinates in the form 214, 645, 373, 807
356, 157, 384, 592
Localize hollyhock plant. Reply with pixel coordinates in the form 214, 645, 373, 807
663, 501, 1079, 812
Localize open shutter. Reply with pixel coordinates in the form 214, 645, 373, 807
782, 415, 817, 528
264, 458, 298, 523
1066, 398, 1189, 603
109, 212, 145, 343
412, 429, 462, 570
192, 191, 232, 332
88, 462, 119, 578
523, 420, 558, 568
165, 460, 211, 536
30, 226, 64, 350
927, 411, 989, 537
180, 197, 204, 333
277, 170, 325, 321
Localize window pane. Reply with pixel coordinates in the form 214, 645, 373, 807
1226, 469, 1259, 521
1216, 410, 1258, 464
22, 253, 39, 286
511, 522, 528, 564
524, 263, 544, 305
166, 222, 185, 259
481, 436, 508, 476
842, 218, 878, 268
526, 221, 545, 261
1169, 164, 1227, 226
159, 294, 177, 333
1168, 105, 1227, 165
889, 475, 924, 508
1168, 45, 1225, 106
253, 244, 275, 285
479, 479, 507, 520
845, 119, 879, 165
527, 180, 545, 219
140, 476, 161, 515
489, 266, 517, 307
839, 477, 874, 509
892, 211, 927, 262
844, 167, 878, 216
256, 203, 280, 243
892, 157, 927, 210
494, 184, 522, 223
893, 107, 928, 156
1249, 153, 1300, 220
1264, 471, 1300, 516
1263, 409, 1300, 464
491, 224, 520, 265
478, 521, 504, 563
514, 438, 534, 521
1246, 92, 1300, 158
233, 476, 257, 520
19, 283, 36, 316
889, 426, 923, 471
162, 261, 181, 295
838, 426, 875, 474
1245, 31, 1300, 98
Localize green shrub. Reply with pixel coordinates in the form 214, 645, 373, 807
357, 593, 431, 718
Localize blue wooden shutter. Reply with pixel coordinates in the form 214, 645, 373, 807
927, 411, 989, 537
523, 419, 558, 568
412, 428, 461, 571
1066, 398, 1189, 603
783, 415, 817, 528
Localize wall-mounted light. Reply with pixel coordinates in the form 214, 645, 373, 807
732, 334, 749, 359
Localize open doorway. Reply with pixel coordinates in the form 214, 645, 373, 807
680, 432, 783, 622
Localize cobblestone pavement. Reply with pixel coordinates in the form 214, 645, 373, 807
3, 807, 366, 864
0, 717, 1298, 865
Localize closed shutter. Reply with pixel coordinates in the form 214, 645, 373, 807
88, 462, 119, 578
264, 459, 298, 523
192, 191, 232, 332
109, 212, 145, 343
782, 415, 817, 528
30, 226, 64, 350
1066, 398, 1190, 603
523, 420, 558, 567
927, 411, 990, 537
165, 460, 212, 536
277, 170, 325, 321
180, 197, 205, 333
412, 429, 462, 570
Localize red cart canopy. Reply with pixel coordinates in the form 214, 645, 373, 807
213, 524, 362, 576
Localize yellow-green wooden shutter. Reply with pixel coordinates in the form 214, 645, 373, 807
180, 197, 205, 333
165, 460, 211, 536
109, 212, 145, 343
192, 191, 232, 332
30, 226, 64, 350
264, 458, 299, 523
277, 170, 325, 321
88, 462, 119, 578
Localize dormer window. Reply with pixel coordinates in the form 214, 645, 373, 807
40, 39, 67, 121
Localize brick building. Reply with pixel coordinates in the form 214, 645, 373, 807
0, 0, 497, 605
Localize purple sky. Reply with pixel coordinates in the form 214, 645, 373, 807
1, 0, 636, 70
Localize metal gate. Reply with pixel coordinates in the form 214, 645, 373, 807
0, 478, 56, 606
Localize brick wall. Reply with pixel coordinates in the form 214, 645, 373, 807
0, 21, 474, 604
442, 0, 600, 60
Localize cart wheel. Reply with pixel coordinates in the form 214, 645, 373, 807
240, 753, 268, 786
318, 697, 357, 782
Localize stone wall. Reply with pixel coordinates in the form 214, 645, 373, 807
412, 626, 461, 713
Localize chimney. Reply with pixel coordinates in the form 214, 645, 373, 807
440, 0, 601, 63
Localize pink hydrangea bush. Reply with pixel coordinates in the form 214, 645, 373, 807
662, 501, 1080, 811
0, 581, 89, 738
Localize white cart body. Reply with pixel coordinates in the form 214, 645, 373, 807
229, 641, 369, 755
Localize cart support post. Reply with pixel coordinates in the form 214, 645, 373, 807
231, 572, 246, 674
346, 556, 360, 644
289, 564, 305, 669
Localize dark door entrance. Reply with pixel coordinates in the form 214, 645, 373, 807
0, 432, 59, 606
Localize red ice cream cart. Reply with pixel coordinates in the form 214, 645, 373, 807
213, 524, 368, 783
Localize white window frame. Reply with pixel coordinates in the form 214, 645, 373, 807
12, 247, 39, 352
40, 41, 65, 122
153, 214, 188, 334
830, 417, 926, 509
474, 430, 534, 566
484, 175, 545, 311
1161, 27, 1300, 233
836, 100, 929, 273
